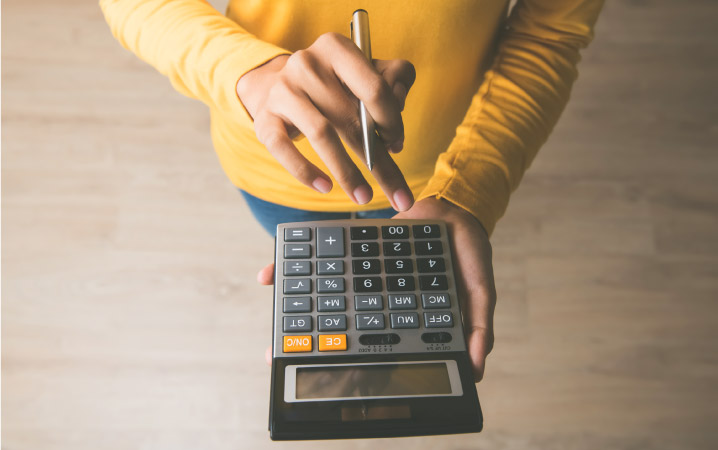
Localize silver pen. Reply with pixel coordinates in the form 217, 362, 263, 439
351, 9, 376, 171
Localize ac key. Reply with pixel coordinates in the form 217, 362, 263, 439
318, 314, 347, 331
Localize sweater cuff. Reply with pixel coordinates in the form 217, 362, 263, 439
417, 155, 511, 237
213, 40, 290, 128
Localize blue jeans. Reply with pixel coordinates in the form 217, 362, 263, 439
240, 190, 396, 236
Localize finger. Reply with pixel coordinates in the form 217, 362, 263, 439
319, 34, 405, 149
257, 262, 275, 285
369, 148, 414, 212
448, 219, 496, 381
294, 60, 365, 154
265, 346, 272, 366
277, 92, 373, 205
375, 59, 416, 112
255, 113, 333, 194
468, 326, 493, 382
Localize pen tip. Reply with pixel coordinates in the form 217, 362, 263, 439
367, 161, 374, 171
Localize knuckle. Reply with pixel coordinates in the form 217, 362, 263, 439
259, 130, 284, 152
365, 76, 392, 105
305, 120, 333, 143
316, 32, 343, 47
345, 116, 364, 148
333, 167, 362, 187
286, 49, 311, 72
291, 162, 314, 183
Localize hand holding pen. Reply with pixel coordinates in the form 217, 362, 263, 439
236, 12, 416, 211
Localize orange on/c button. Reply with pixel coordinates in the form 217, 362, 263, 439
318, 334, 347, 351
283, 335, 312, 352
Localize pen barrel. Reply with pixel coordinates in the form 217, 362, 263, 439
351, 10, 372, 61
352, 9, 375, 170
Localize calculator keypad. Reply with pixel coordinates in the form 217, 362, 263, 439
274, 220, 465, 356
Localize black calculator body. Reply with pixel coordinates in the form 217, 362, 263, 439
269, 219, 482, 440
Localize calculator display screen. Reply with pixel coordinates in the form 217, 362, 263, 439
294, 362, 452, 400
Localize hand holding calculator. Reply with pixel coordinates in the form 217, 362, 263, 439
269, 219, 483, 440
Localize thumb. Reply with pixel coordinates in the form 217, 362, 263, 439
257, 263, 275, 285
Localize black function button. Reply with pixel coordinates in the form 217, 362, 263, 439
413, 224, 441, 239
284, 227, 311, 242
354, 276, 383, 292
388, 294, 417, 310
351, 242, 380, 257
419, 274, 448, 291
422, 293, 451, 309
390, 313, 420, 329
417, 257, 445, 273
385, 258, 413, 274
317, 260, 344, 275
356, 313, 386, 330
415, 240, 443, 255
421, 332, 453, 344
386, 276, 415, 292
382, 225, 410, 239
359, 333, 400, 345
350, 226, 378, 240
352, 259, 381, 275
383, 241, 411, 256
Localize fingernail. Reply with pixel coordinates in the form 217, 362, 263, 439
312, 177, 332, 194
393, 188, 414, 211
353, 185, 373, 205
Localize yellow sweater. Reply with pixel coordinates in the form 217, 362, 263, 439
100, 0, 603, 234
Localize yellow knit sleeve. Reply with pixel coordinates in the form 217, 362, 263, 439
99, 0, 289, 127
418, 0, 604, 235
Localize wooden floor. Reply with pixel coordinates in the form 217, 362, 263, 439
3, 1, 718, 449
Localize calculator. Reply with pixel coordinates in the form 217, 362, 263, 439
269, 219, 483, 440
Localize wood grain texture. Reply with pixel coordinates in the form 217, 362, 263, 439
2, 1, 718, 449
